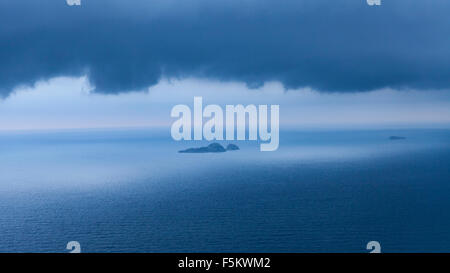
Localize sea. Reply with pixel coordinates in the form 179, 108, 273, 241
0, 129, 449, 252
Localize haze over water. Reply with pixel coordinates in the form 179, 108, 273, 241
0, 128, 449, 252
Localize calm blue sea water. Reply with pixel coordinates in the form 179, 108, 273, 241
0, 129, 449, 252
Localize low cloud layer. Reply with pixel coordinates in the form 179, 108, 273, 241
1, 0, 450, 96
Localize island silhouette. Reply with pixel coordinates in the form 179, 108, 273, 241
389, 136, 406, 140
179, 143, 240, 153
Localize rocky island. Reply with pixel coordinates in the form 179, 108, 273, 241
226, 144, 240, 151
389, 136, 406, 140
179, 143, 240, 153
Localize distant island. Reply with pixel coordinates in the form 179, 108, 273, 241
178, 143, 240, 153
389, 136, 406, 140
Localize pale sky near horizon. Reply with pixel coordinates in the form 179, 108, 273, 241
1, 76, 449, 131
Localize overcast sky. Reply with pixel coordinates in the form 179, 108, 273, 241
0, 0, 449, 130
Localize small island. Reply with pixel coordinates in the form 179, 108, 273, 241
226, 144, 240, 151
179, 143, 240, 153
389, 136, 406, 140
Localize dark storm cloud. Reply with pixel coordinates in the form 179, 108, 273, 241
1, 0, 450, 96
